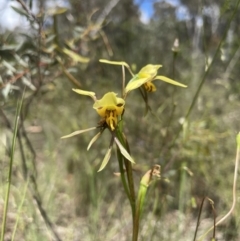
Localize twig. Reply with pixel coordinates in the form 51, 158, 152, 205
57, 58, 82, 87
20, 111, 37, 176
197, 133, 240, 240
16, 0, 38, 23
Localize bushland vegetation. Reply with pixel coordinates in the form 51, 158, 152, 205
1, 0, 240, 240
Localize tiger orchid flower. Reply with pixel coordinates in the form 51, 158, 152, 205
99, 59, 187, 97
61, 89, 134, 171
125, 64, 187, 94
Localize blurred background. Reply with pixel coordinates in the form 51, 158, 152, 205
0, 0, 240, 240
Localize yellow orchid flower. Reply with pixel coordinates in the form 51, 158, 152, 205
99, 59, 187, 95
61, 89, 133, 172
93, 92, 125, 131
125, 64, 187, 94
72, 89, 125, 131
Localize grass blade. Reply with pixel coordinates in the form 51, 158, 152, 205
1, 92, 24, 241
11, 177, 30, 241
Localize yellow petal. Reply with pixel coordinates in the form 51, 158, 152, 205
72, 89, 97, 101
99, 59, 135, 76
99, 59, 129, 68
94, 92, 117, 107
124, 65, 162, 94
115, 97, 125, 115
93, 92, 125, 117
125, 75, 150, 93
139, 64, 162, 76
154, 76, 187, 88
116, 97, 125, 105
95, 106, 108, 117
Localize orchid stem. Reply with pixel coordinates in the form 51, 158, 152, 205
116, 127, 137, 241
116, 147, 131, 203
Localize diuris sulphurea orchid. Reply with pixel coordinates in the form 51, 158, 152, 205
93, 91, 125, 131
61, 89, 134, 172
99, 60, 187, 97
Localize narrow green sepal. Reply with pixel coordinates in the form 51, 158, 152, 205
98, 147, 112, 172
87, 131, 103, 150
114, 137, 135, 163
61, 127, 97, 139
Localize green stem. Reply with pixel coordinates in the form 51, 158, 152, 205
172, 51, 177, 80
1, 95, 23, 241
53, 15, 60, 47
116, 147, 131, 203
123, 134, 136, 210
11, 177, 30, 241
124, 159, 136, 211
116, 131, 136, 209
116, 127, 137, 240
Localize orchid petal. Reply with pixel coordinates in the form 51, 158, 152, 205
115, 97, 125, 115
61, 127, 97, 139
154, 76, 187, 88
125, 75, 150, 93
72, 89, 97, 101
93, 92, 125, 117
99, 59, 135, 76
97, 147, 112, 172
139, 64, 162, 76
114, 137, 135, 163
93, 92, 117, 107
99, 59, 130, 68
